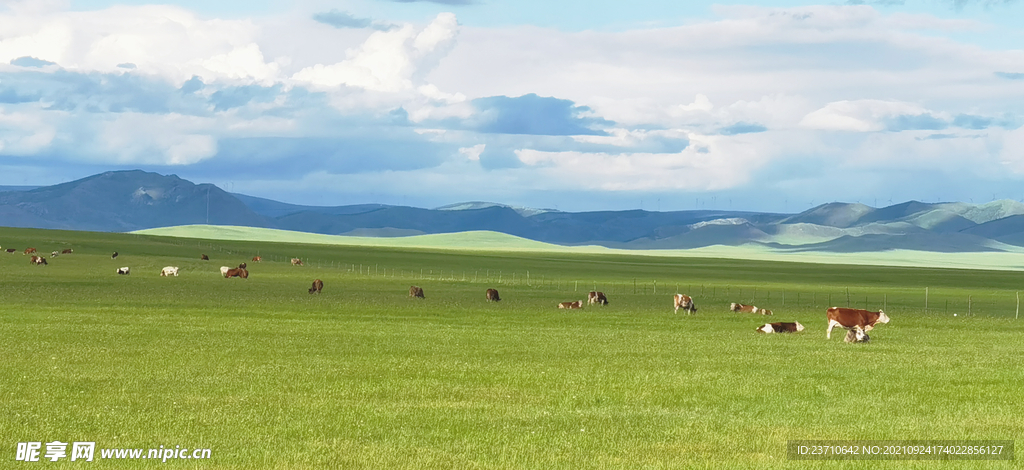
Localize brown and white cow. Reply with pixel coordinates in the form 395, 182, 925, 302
756, 322, 804, 334
160, 266, 179, 277
844, 326, 870, 343
50, 251, 59, 258
731, 303, 770, 315
486, 288, 500, 301
252, 256, 262, 262
558, 300, 583, 309
673, 294, 697, 314
291, 258, 303, 266
588, 291, 608, 306
826, 307, 890, 339
30, 255, 47, 265
409, 286, 425, 298
24, 247, 36, 255
5, 248, 15, 253
224, 268, 248, 279
116, 267, 130, 275
309, 279, 323, 294
201, 254, 210, 261
62, 249, 73, 254
220, 266, 231, 277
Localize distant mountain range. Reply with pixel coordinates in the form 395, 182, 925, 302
4, 170, 1024, 253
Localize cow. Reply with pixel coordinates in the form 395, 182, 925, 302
224, 268, 248, 279
238, 262, 247, 270
588, 291, 609, 306
826, 307, 890, 339
111, 252, 118, 259
756, 322, 805, 334
309, 279, 324, 294
24, 247, 36, 255
731, 303, 770, 315
61, 249, 73, 254
220, 266, 231, 277
673, 294, 697, 314
30, 255, 47, 265
201, 254, 209, 261
252, 256, 262, 262
160, 266, 179, 277
558, 301, 583, 309
5, 248, 15, 253
844, 326, 870, 343
116, 267, 130, 275
409, 286, 425, 298
291, 258, 303, 266
485, 288, 500, 301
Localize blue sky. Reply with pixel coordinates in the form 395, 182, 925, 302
1, 0, 1023, 212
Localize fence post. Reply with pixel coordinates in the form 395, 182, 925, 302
883, 294, 886, 312
846, 287, 850, 307
575, 280, 578, 292
654, 280, 657, 295
633, 278, 636, 294
968, 295, 972, 316
925, 287, 929, 313
1017, 292, 1019, 320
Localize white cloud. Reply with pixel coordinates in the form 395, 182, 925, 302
291, 12, 458, 92
459, 143, 485, 161
799, 100, 931, 132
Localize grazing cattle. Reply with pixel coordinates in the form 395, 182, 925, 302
224, 268, 248, 279
30, 255, 47, 265
252, 256, 261, 262
756, 322, 805, 334
116, 267, 130, 275
485, 288, 500, 301
51, 251, 59, 258
62, 249, 73, 254
588, 291, 609, 306
201, 254, 209, 261
160, 266, 179, 277
730, 303, 770, 315
558, 300, 583, 309
220, 266, 231, 277
409, 286, 425, 298
111, 252, 118, 259
826, 307, 890, 339
6, 248, 15, 253
291, 258, 303, 266
309, 279, 324, 294
844, 326, 870, 343
24, 247, 36, 255
673, 294, 697, 314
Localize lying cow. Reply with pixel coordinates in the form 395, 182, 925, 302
30, 255, 47, 265
116, 267, 130, 275
62, 249, 73, 254
756, 322, 804, 334
111, 252, 118, 259
50, 251, 59, 258
844, 326, 870, 343
731, 303, 770, 315
673, 294, 697, 314
588, 291, 608, 305
24, 247, 36, 255
224, 267, 248, 279
826, 307, 890, 339
409, 286, 425, 298
5, 248, 15, 253
252, 256, 262, 262
309, 279, 324, 294
291, 258, 304, 266
160, 266, 179, 277
486, 288, 500, 301
558, 300, 583, 309
201, 254, 209, 261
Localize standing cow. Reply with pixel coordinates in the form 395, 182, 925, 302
30, 255, 47, 265
409, 286, 425, 298
486, 288, 500, 301
220, 266, 231, 277
674, 294, 697, 314
111, 252, 119, 259
224, 268, 248, 279
291, 258, 304, 266
24, 247, 36, 255
826, 307, 890, 339
309, 279, 324, 294
588, 291, 608, 305
160, 266, 179, 277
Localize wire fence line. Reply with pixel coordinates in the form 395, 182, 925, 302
175, 240, 1022, 319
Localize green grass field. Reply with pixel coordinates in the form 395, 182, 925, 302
1, 226, 1021, 469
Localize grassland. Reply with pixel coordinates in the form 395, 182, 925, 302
1, 226, 1022, 469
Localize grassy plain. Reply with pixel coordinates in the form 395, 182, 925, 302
1, 226, 1022, 469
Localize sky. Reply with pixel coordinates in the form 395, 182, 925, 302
0, 0, 1022, 213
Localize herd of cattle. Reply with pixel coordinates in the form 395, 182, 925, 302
6, 245, 887, 343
